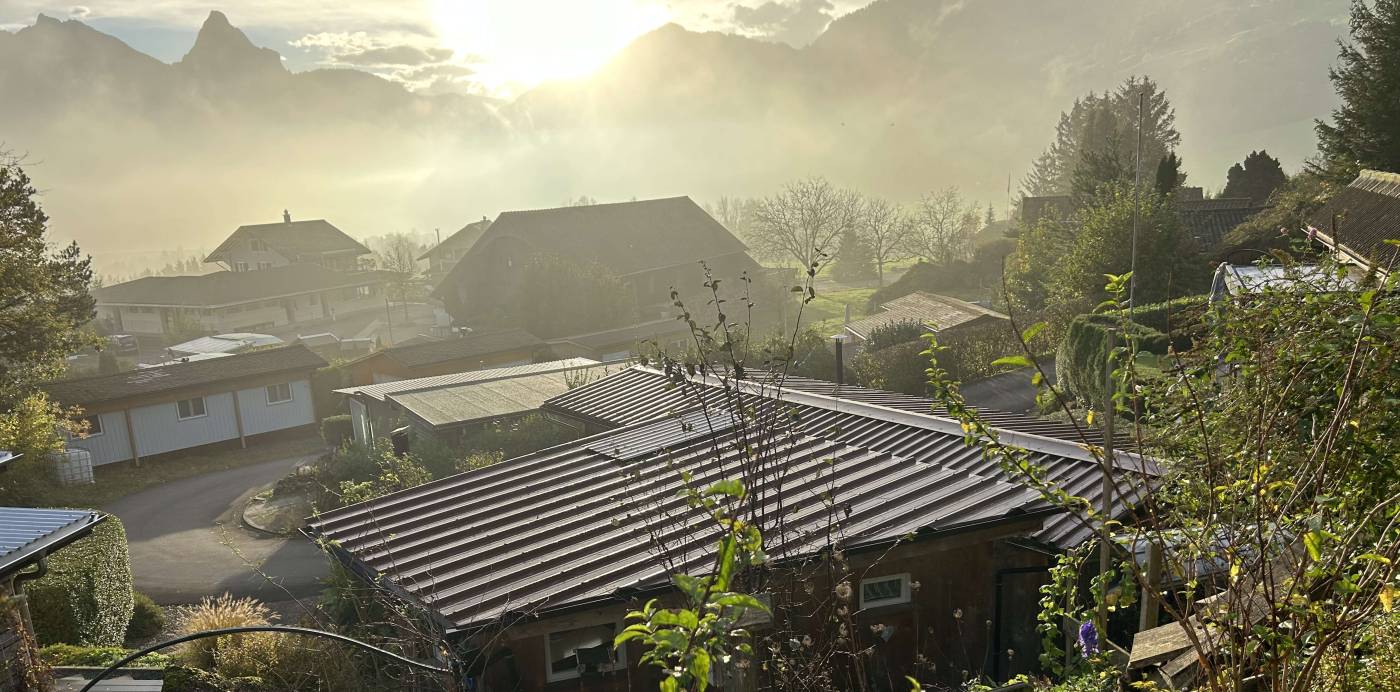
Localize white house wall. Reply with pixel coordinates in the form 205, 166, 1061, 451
130, 392, 240, 456
236, 380, 314, 435
66, 377, 315, 466
63, 410, 133, 466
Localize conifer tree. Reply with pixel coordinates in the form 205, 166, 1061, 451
1316, 0, 1400, 181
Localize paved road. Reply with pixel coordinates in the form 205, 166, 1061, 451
104, 453, 330, 605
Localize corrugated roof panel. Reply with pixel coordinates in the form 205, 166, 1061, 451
0, 508, 103, 578
388, 366, 612, 429
541, 367, 1152, 548
337, 358, 602, 402
309, 419, 1050, 631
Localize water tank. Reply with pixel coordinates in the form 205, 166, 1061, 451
51, 449, 95, 486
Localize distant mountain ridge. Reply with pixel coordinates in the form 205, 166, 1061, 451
0, 1, 1350, 261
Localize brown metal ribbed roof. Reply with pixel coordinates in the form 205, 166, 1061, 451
542, 367, 1151, 549
307, 412, 1053, 631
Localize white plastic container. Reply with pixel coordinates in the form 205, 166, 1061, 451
51, 449, 95, 486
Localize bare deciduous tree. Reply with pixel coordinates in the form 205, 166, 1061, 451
749, 177, 862, 270
904, 186, 979, 265
704, 196, 755, 242
855, 196, 913, 285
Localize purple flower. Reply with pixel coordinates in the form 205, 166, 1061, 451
1077, 621, 1100, 657
1307, 225, 1319, 241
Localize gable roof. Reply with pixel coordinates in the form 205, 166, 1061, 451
338, 358, 602, 402
419, 219, 490, 261
446, 197, 752, 282
1310, 169, 1400, 271
1178, 204, 1265, 250
844, 292, 1007, 340
307, 411, 1054, 631
94, 264, 394, 308
368, 328, 546, 369
542, 366, 1150, 549
0, 508, 104, 579
45, 344, 327, 408
389, 364, 615, 430
206, 219, 370, 265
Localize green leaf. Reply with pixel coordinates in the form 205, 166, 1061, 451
1304, 530, 1323, 561
1021, 321, 1048, 344
689, 649, 711, 691
703, 479, 745, 499
991, 355, 1033, 369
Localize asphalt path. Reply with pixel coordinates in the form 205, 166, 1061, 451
104, 452, 329, 605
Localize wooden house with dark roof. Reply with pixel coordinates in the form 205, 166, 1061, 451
346, 328, 549, 385
1311, 169, 1400, 277
204, 211, 371, 273
94, 264, 394, 338
45, 344, 326, 466
431, 197, 761, 326
420, 218, 491, 286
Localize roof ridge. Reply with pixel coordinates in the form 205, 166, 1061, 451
1355, 169, 1400, 197
631, 365, 1151, 472
500, 196, 692, 216
52, 343, 318, 386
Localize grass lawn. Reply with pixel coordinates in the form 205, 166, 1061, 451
796, 286, 877, 336
13, 433, 326, 509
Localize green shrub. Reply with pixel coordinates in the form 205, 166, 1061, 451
455, 414, 582, 461
39, 643, 169, 669
1055, 313, 1171, 406
125, 592, 165, 642
320, 415, 353, 447
862, 320, 926, 353
163, 664, 271, 692
27, 515, 134, 646
310, 362, 350, 421
851, 340, 929, 395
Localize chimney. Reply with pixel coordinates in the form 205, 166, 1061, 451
832, 334, 849, 385
283, 209, 291, 223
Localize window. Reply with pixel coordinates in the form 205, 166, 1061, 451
257, 261, 273, 270
860, 573, 912, 609
266, 382, 293, 405
82, 414, 104, 437
176, 397, 207, 420
355, 285, 372, 298
545, 622, 624, 682
250, 239, 268, 251
234, 261, 249, 272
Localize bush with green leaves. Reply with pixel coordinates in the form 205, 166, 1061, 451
26, 515, 133, 646
126, 591, 166, 642
861, 319, 925, 353
39, 643, 169, 669
453, 413, 581, 462
319, 415, 353, 447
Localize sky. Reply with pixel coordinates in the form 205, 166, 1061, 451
0, 0, 872, 96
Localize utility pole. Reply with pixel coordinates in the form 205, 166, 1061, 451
1129, 91, 1144, 324
384, 295, 393, 347
1098, 329, 1117, 633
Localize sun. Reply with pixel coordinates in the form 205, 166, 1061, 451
430, 0, 671, 94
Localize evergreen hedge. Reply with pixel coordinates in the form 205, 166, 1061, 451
26, 515, 134, 646
320, 415, 353, 447
1055, 295, 1210, 406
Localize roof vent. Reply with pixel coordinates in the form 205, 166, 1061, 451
283, 209, 291, 223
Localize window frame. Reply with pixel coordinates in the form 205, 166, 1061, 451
543, 621, 626, 683
265, 382, 293, 405
82, 413, 105, 437
859, 573, 912, 609
176, 396, 207, 421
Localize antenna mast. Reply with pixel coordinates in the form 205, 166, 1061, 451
1129, 90, 1144, 324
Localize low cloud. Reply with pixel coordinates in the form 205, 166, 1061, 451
69, 5, 91, 19
335, 44, 453, 66
732, 0, 834, 46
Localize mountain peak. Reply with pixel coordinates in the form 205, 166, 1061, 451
177, 9, 283, 79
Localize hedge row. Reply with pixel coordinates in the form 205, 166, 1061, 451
26, 515, 134, 647
1054, 296, 1211, 407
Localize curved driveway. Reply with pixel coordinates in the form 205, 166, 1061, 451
104, 453, 329, 605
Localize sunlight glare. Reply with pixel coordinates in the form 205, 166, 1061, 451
430, 0, 671, 93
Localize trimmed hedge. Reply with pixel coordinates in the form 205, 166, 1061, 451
39, 644, 170, 668
320, 415, 353, 447
126, 592, 166, 642
1055, 314, 1169, 407
26, 515, 134, 646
